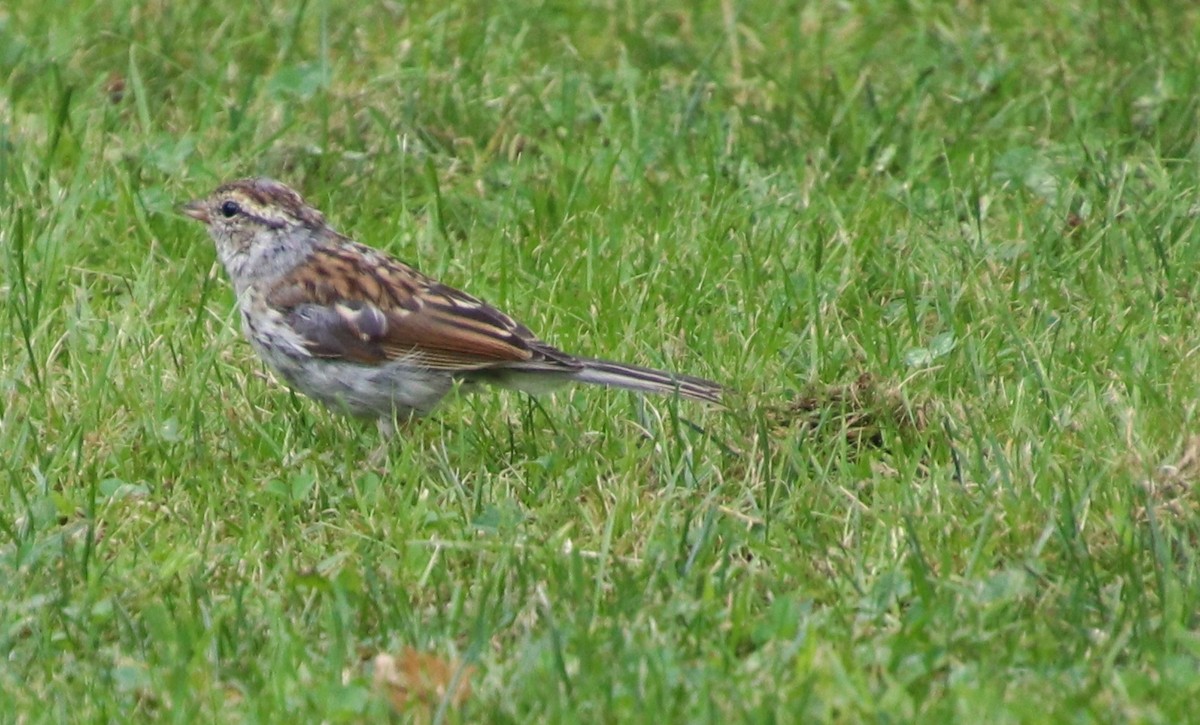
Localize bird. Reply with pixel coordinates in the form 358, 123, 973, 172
182, 177, 722, 432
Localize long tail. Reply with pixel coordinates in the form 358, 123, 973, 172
571, 358, 723, 405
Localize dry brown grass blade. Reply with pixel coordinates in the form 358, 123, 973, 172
770, 372, 927, 449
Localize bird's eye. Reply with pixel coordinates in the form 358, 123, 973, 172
219, 200, 241, 218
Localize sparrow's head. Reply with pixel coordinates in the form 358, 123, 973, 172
183, 177, 327, 280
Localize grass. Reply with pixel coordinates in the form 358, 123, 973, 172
3, 0, 1200, 720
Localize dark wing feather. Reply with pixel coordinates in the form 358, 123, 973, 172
266, 243, 582, 373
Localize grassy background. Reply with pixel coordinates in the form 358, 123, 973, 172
3, 0, 1200, 720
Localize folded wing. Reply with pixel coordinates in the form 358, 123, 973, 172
265, 243, 583, 373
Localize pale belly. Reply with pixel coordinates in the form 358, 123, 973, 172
237, 296, 453, 419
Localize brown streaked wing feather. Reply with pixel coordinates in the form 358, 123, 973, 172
266, 245, 581, 372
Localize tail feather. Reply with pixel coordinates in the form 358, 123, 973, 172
570, 358, 723, 405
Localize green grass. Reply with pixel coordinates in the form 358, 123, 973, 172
3, 0, 1200, 720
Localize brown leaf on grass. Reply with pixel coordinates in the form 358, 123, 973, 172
104, 72, 126, 104
372, 647, 473, 713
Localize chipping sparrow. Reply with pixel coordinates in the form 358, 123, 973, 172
182, 178, 722, 430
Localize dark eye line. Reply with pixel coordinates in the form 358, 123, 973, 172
219, 199, 287, 229
245, 212, 287, 230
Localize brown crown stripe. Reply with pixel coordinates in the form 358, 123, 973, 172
217, 178, 326, 228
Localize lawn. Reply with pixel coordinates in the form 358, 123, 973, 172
3, 0, 1200, 721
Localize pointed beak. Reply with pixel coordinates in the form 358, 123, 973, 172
181, 200, 210, 224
